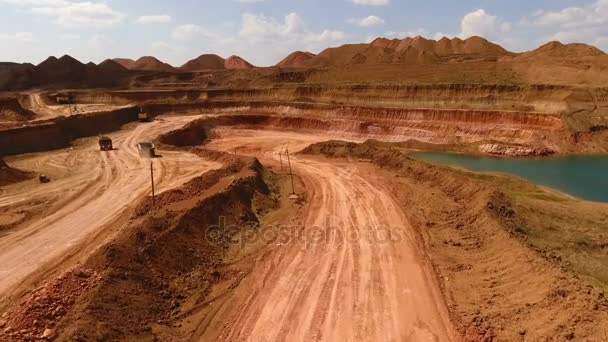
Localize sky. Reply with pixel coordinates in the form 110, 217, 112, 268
0, 0, 607, 66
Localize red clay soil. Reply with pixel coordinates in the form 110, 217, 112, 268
276, 51, 316, 68
301, 140, 608, 341
370, 36, 510, 56
97, 59, 129, 73
131, 56, 176, 72
0, 157, 31, 186
180, 54, 226, 71
112, 58, 137, 69
0, 153, 276, 341
224, 55, 254, 69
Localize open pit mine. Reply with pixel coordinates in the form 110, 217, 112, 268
0, 36, 608, 341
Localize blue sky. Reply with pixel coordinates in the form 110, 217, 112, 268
0, 0, 606, 66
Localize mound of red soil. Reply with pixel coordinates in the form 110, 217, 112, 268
0, 55, 132, 90
49, 158, 273, 340
370, 35, 510, 56
517, 41, 606, 60
131, 56, 176, 72
276, 51, 316, 68
98, 59, 129, 73
180, 54, 226, 71
224, 55, 254, 70
112, 58, 136, 69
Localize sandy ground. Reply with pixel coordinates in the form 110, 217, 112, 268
0, 115, 220, 302
25, 93, 130, 122
201, 129, 456, 341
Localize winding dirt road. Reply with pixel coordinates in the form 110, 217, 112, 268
0, 115, 219, 300
202, 129, 455, 341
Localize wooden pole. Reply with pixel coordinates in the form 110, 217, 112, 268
286, 147, 295, 194
279, 152, 283, 171
150, 161, 156, 207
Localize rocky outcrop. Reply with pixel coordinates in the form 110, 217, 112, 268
478, 143, 555, 156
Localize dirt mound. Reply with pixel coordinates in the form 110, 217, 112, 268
27, 157, 274, 340
224, 55, 254, 70
0, 55, 132, 90
308, 42, 440, 67
131, 56, 176, 72
0, 63, 35, 91
370, 35, 511, 56
180, 54, 226, 71
518, 41, 606, 59
98, 59, 129, 73
512, 42, 608, 86
0, 157, 31, 186
276, 51, 316, 68
0, 96, 36, 122
112, 58, 136, 69
34, 55, 88, 82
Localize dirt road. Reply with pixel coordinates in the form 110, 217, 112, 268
0, 115, 219, 300
202, 129, 455, 341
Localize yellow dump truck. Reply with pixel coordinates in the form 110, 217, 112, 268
138, 108, 150, 122
137, 142, 156, 158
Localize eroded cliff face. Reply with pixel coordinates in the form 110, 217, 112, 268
2, 83, 607, 156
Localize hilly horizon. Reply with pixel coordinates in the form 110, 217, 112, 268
0, 35, 607, 91
2, 35, 605, 71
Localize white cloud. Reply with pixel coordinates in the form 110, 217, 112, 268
59, 33, 80, 40
349, 15, 385, 27
238, 12, 345, 45
0, 32, 35, 43
135, 15, 172, 24
0, 0, 125, 28
172, 24, 219, 41
351, 0, 389, 5
460, 9, 511, 39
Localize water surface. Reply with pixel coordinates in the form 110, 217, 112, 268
412, 152, 608, 203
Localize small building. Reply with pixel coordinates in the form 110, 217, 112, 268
137, 142, 156, 158
99, 136, 113, 151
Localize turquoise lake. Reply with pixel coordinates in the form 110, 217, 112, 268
411, 152, 608, 203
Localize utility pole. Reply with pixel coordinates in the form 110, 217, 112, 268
150, 161, 156, 208
286, 147, 295, 195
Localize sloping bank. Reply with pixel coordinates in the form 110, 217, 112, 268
0, 157, 31, 186
0, 151, 278, 341
301, 140, 608, 341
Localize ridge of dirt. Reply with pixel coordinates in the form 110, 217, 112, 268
0, 153, 278, 341
370, 35, 511, 56
112, 58, 137, 69
276, 51, 316, 68
224, 56, 254, 70
0, 157, 32, 186
301, 139, 608, 341
180, 54, 226, 71
0, 96, 37, 123
131, 56, 176, 72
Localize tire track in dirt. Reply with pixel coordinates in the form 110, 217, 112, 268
202, 129, 456, 342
